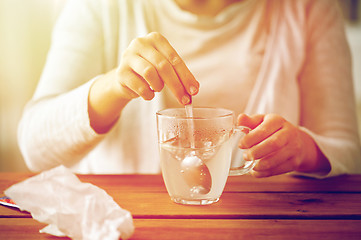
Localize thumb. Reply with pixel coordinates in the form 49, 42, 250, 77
237, 114, 264, 129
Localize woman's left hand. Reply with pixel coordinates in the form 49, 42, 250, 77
237, 113, 330, 177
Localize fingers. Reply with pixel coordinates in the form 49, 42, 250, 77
137, 40, 191, 104
118, 32, 199, 104
237, 113, 304, 178
116, 68, 153, 100
239, 114, 285, 149
149, 32, 199, 96
237, 114, 264, 129
119, 54, 160, 100
251, 155, 300, 178
129, 55, 164, 92
245, 127, 288, 160
251, 141, 300, 169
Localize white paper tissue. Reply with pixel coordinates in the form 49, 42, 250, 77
4, 165, 134, 240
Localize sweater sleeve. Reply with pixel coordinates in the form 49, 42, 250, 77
298, 0, 361, 177
17, 0, 107, 172
18, 78, 105, 172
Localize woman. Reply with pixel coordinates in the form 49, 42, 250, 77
18, 0, 361, 177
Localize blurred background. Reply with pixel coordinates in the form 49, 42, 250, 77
0, 0, 360, 172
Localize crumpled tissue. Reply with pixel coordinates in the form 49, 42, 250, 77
4, 165, 134, 240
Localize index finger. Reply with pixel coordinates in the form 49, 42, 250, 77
240, 114, 285, 149
237, 114, 264, 129
149, 33, 199, 97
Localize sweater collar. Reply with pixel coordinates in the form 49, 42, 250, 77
159, 0, 258, 29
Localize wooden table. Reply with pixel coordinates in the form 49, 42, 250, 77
0, 173, 361, 239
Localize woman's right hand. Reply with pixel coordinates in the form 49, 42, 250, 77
88, 32, 199, 133
116, 32, 199, 104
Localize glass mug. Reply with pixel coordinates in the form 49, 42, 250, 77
156, 107, 256, 205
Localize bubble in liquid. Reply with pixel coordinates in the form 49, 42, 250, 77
190, 186, 209, 195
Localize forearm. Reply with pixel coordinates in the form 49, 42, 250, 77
88, 69, 132, 134
296, 0, 361, 177
18, 80, 103, 172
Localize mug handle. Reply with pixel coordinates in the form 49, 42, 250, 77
229, 126, 256, 176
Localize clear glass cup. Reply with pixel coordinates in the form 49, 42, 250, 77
156, 107, 255, 205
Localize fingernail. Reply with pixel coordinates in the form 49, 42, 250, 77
243, 151, 249, 161
243, 150, 254, 161
189, 86, 198, 95
181, 95, 190, 105
238, 140, 246, 149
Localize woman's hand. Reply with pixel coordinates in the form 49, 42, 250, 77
115, 32, 199, 103
88, 32, 199, 133
237, 113, 331, 177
